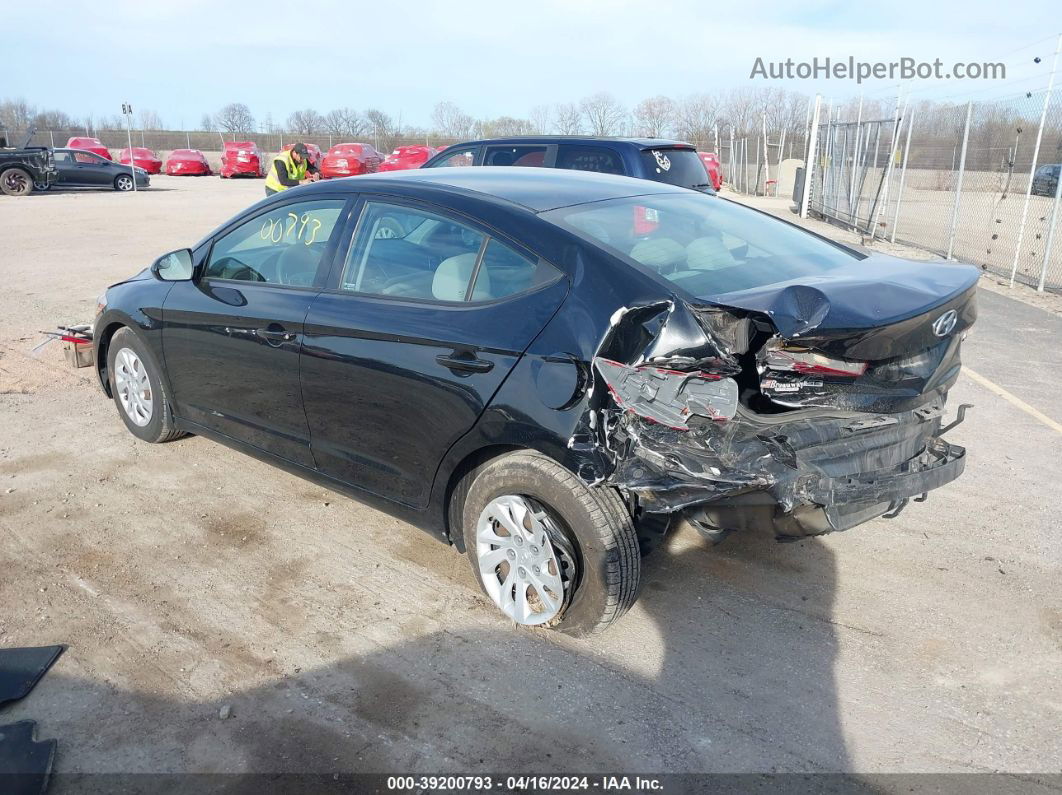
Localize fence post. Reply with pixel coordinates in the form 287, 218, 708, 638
1011, 33, 1061, 286
891, 107, 915, 243
874, 91, 905, 240
800, 95, 822, 218
186, 132, 191, 148
946, 102, 973, 260
729, 126, 735, 188
49, 130, 54, 147
761, 112, 769, 196
1037, 167, 1062, 291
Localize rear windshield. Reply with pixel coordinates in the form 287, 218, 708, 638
542, 193, 863, 298
640, 148, 711, 189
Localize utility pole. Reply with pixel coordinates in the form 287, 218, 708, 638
122, 103, 137, 192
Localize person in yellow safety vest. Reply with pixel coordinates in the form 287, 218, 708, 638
264, 142, 320, 196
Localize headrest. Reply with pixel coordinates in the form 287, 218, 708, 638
432, 253, 492, 301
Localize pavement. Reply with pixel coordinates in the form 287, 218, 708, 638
0, 177, 1059, 779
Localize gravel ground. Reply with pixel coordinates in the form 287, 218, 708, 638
1, 176, 1060, 781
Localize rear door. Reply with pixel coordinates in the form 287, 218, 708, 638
51, 151, 76, 185
162, 196, 351, 467
301, 198, 569, 507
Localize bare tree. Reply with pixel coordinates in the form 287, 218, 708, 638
0, 98, 35, 130
431, 101, 475, 138
32, 109, 75, 130
528, 104, 552, 135
554, 102, 583, 135
215, 103, 255, 134
286, 108, 324, 135
476, 116, 534, 137
364, 108, 398, 151
199, 113, 215, 131
137, 109, 164, 130
674, 93, 720, 146
580, 92, 626, 136
323, 108, 356, 137
632, 96, 676, 138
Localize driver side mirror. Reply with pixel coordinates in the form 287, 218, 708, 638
152, 248, 194, 281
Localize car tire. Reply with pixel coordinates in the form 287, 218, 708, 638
460, 450, 640, 636
1, 167, 34, 196
114, 174, 135, 192
33, 181, 52, 192
107, 328, 186, 444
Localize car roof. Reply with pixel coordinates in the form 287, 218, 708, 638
304, 166, 691, 212
441, 135, 694, 150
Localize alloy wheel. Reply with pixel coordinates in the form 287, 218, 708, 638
3, 170, 31, 195
116, 175, 134, 191
475, 495, 575, 625
114, 347, 153, 426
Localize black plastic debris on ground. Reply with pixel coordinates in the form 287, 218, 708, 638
0, 647, 64, 709
0, 720, 56, 795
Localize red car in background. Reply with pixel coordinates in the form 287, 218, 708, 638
66, 137, 111, 160
220, 141, 266, 178
164, 149, 212, 176
118, 147, 162, 174
320, 142, 384, 178
697, 151, 724, 191
377, 145, 439, 172
281, 142, 323, 169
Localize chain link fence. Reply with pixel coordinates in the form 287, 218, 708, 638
805, 90, 1062, 291
717, 132, 807, 196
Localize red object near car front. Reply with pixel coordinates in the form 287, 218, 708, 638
164, 149, 212, 176
220, 141, 266, 178
320, 143, 384, 178
697, 151, 723, 190
377, 145, 439, 172
118, 147, 163, 174
66, 137, 112, 160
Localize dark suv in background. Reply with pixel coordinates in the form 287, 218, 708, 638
421, 136, 715, 192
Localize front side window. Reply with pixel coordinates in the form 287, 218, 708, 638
74, 152, 103, 165
204, 199, 346, 285
341, 202, 561, 302
543, 192, 862, 298
427, 147, 477, 168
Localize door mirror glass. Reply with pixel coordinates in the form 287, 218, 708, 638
153, 249, 194, 281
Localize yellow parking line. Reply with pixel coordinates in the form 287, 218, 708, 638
963, 367, 1062, 436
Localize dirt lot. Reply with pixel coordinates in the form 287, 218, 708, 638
1, 177, 1061, 781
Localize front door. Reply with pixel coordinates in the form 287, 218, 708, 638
73, 151, 113, 185
301, 199, 569, 507
162, 196, 350, 467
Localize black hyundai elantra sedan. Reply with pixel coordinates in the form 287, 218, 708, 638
93, 168, 976, 635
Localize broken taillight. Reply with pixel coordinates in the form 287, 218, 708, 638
762, 343, 867, 378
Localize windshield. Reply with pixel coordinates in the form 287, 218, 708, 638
640, 148, 710, 188
543, 193, 863, 297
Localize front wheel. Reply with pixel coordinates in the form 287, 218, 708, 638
107, 328, 186, 443
114, 174, 135, 191
459, 451, 640, 636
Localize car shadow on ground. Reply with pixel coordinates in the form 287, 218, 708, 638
12, 525, 848, 781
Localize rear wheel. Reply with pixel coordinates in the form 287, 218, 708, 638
114, 174, 134, 191
1, 168, 33, 196
107, 328, 185, 443
459, 451, 640, 636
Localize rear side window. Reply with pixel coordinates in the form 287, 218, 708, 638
484, 145, 548, 167
556, 145, 624, 175
340, 201, 562, 303
639, 148, 711, 189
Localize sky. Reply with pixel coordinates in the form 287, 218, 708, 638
5, 0, 1060, 129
